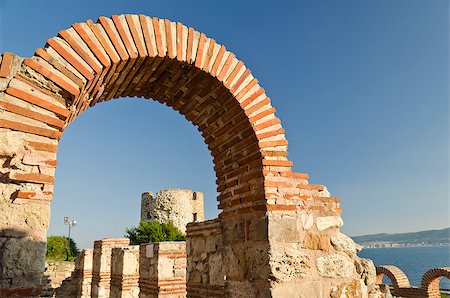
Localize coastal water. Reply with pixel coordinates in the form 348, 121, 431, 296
358, 246, 450, 289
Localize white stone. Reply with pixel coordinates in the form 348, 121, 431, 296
301, 214, 314, 230
316, 254, 354, 278
146, 244, 154, 258
331, 232, 358, 256
316, 216, 343, 231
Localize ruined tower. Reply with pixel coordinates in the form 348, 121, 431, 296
140, 189, 204, 233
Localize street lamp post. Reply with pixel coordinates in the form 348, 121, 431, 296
64, 217, 77, 261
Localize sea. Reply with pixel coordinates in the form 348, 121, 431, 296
358, 245, 450, 289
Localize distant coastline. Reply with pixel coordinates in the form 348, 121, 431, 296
361, 243, 450, 249
351, 227, 450, 249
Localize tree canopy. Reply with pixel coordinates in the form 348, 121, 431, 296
125, 221, 186, 245
46, 236, 78, 261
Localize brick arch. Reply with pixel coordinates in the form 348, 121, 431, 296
0, 14, 344, 296
0, 14, 318, 214
421, 267, 450, 297
376, 265, 411, 290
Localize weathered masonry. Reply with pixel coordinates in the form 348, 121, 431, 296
1, 14, 382, 297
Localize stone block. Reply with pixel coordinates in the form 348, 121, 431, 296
269, 245, 310, 282
317, 254, 354, 278
316, 216, 344, 231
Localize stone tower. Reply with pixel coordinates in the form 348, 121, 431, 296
140, 189, 204, 233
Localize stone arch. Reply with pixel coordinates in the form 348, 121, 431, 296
421, 267, 450, 297
375, 265, 411, 289
0, 14, 354, 297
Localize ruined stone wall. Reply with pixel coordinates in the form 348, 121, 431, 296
141, 189, 204, 233
91, 238, 130, 298
40, 261, 75, 297
186, 219, 224, 297
139, 242, 187, 297
110, 245, 140, 298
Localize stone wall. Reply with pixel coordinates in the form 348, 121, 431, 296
110, 245, 140, 298
91, 238, 130, 298
139, 242, 187, 297
40, 261, 75, 297
141, 189, 204, 233
186, 219, 224, 297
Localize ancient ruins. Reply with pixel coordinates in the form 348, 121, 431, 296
0, 13, 448, 297
141, 189, 204, 233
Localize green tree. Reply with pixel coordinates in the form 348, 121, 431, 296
125, 221, 186, 245
46, 236, 78, 261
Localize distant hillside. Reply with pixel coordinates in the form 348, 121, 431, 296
351, 228, 450, 248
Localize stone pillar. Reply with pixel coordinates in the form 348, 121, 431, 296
110, 245, 140, 298
186, 219, 224, 297
139, 242, 186, 297
91, 238, 130, 298
76, 249, 93, 298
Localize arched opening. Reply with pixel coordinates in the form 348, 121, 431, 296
0, 14, 361, 297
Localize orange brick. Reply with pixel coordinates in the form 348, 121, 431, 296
253, 118, 281, 132
245, 98, 271, 117
86, 19, 121, 64
266, 204, 297, 211
230, 69, 251, 94
194, 33, 206, 68
26, 141, 58, 153
35, 48, 84, 88
47, 38, 94, 81
249, 107, 276, 124
279, 172, 309, 179
259, 139, 288, 148
240, 87, 265, 109
23, 58, 79, 96
262, 159, 292, 167
0, 52, 14, 77
0, 101, 64, 129
6, 87, 69, 118
210, 45, 226, 77
59, 29, 103, 73
236, 77, 258, 100
152, 17, 165, 57
98, 16, 129, 60
224, 61, 243, 87
186, 27, 195, 63
9, 171, 54, 184
139, 15, 157, 58
72, 23, 111, 67
256, 128, 285, 140
202, 38, 216, 71
0, 119, 62, 139
112, 15, 138, 59
217, 52, 235, 81
176, 22, 183, 62
125, 14, 147, 57
164, 19, 175, 59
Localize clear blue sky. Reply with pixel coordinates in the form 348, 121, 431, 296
1, 0, 448, 249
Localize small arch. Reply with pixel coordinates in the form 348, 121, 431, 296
376, 265, 411, 290
421, 267, 450, 297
